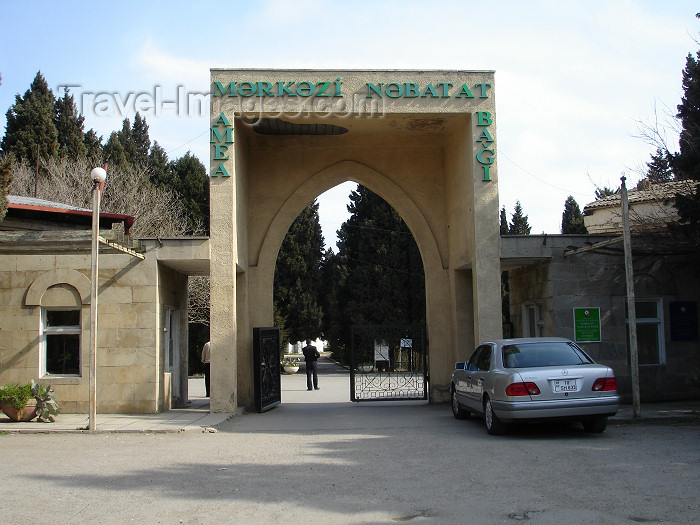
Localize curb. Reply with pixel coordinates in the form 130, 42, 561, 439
611, 415, 699, 425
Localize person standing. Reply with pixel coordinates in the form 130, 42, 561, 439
302, 339, 320, 391
201, 341, 211, 397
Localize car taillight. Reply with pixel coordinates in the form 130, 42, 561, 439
506, 382, 540, 396
592, 377, 617, 391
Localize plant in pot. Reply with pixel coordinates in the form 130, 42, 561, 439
0, 382, 35, 422
0, 380, 59, 422
281, 358, 300, 374
357, 363, 374, 373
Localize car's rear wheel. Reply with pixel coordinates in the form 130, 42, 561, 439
582, 416, 608, 433
484, 396, 507, 435
451, 386, 470, 419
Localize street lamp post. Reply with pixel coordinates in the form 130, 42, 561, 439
89, 166, 107, 431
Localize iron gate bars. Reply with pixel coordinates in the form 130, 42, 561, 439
350, 324, 427, 402
253, 327, 281, 412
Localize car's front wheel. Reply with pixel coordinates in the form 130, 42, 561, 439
484, 396, 507, 435
451, 386, 470, 419
582, 416, 608, 433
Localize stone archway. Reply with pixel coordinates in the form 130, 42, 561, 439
209, 70, 503, 412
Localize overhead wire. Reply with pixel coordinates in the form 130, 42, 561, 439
165, 130, 209, 157
499, 149, 592, 198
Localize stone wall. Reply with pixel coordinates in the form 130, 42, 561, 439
0, 239, 196, 414
506, 235, 700, 401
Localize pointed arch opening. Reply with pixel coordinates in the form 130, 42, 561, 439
270, 178, 428, 403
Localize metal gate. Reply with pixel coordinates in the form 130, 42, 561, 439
253, 326, 281, 412
350, 325, 427, 402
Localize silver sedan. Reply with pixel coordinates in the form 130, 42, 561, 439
451, 337, 620, 435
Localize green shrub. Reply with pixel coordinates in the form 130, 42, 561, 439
0, 383, 33, 411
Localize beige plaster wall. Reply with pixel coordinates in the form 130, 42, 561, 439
209, 69, 502, 410
584, 201, 679, 234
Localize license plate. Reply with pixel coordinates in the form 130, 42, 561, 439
552, 379, 578, 392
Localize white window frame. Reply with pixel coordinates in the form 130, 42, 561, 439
40, 307, 82, 377
626, 298, 665, 366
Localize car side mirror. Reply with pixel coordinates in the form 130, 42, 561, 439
455, 362, 466, 370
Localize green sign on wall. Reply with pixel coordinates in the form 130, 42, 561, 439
574, 307, 601, 343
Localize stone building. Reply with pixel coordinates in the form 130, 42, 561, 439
0, 196, 208, 413
503, 231, 699, 401
504, 181, 699, 401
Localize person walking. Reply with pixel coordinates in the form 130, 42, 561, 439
201, 341, 211, 397
302, 339, 320, 391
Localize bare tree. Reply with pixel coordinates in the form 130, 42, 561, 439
5, 154, 209, 324
188, 275, 210, 327
633, 99, 680, 156
6, 154, 191, 236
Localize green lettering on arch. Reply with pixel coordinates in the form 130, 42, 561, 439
212, 82, 236, 97
366, 83, 384, 98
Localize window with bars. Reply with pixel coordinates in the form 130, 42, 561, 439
42, 309, 81, 376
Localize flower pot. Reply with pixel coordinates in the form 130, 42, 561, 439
1, 401, 38, 422
283, 365, 300, 374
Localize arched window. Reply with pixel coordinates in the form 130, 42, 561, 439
40, 284, 83, 377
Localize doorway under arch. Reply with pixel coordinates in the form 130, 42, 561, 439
274, 183, 428, 402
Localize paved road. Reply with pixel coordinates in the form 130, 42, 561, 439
1, 357, 698, 524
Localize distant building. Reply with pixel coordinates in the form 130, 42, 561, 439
583, 179, 697, 234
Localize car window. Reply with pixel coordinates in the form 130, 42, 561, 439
467, 345, 492, 371
502, 341, 593, 368
466, 347, 483, 371
476, 345, 492, 371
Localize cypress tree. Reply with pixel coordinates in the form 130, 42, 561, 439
148, 141, 169, 187
103, 113, 153, 169
508, 201, 531, 235
132, 113, 151, 166
103, 119, 132, 169
1, 71, 59, 166
336, 185, 425, 330
166, 152, 209, 235
54, 89, 87, 159
319, 248, 346, 348
669, 43, 700, 244
274, 201, 325, 343
671, 49, 700, 181
83, 129, 103, 160
561, 196, 587, 234
646, 148, 674, 183
595, 186, 618, 199
500, 206, 509, 235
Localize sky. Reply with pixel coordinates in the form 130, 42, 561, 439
1, 0, 698, 247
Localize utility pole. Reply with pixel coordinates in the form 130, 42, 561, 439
620, 174, 641, 418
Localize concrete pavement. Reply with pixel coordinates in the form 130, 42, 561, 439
1, 356, 698, 433
0, 374, 233, 433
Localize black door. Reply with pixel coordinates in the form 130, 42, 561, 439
253, 327, 281, 412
